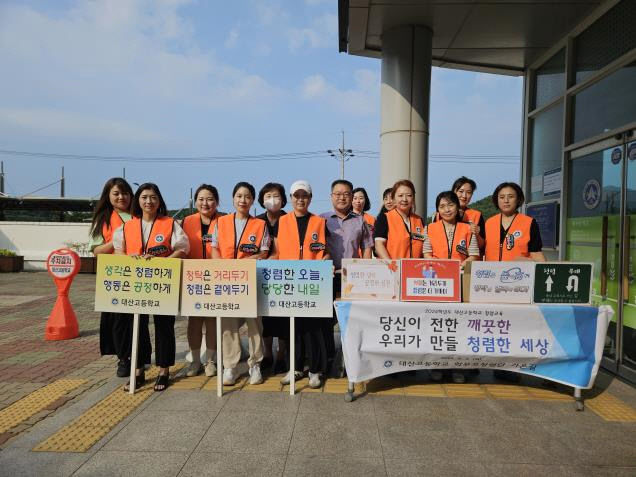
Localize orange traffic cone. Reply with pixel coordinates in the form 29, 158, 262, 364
45, 249, 81, 341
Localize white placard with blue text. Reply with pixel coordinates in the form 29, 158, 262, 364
257, 260, 333, 317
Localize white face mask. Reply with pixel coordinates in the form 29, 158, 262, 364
264, 197, 282, 212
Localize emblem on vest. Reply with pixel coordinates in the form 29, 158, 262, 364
155, 234, 165, 243
513, 230, 522, 238
249, 234, 256, 243
202, 234, 213, 243
311, 232, 318, 241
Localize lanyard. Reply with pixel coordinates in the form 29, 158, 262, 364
499, 213, 517, 261
233, 215, 250, 259
442, 222, 456, 259
141, 218, 157, 255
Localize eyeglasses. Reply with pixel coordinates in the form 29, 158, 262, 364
332, 193, 352, 198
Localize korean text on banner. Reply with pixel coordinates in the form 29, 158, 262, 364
341, 259, 400, 301
257, 260, 333, 317
465, 261, 534, 303
400, 259, 461, 302
95, 255, 181, 315
180, 259, 257, 318
334, 301, 612, 389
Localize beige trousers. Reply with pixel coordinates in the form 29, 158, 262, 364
222, 317, 264, 369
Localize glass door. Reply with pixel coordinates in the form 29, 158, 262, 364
567, 130, 636, 380
620, 135, 636, 381
567, 138, 623, 371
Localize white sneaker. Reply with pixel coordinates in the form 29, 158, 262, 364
249, 365, 263, 385
186, 361, 203, 377
222, 367, 238, 385
308, 372, 321, 389
280, 371, 303, 385
204, 360, 217, 377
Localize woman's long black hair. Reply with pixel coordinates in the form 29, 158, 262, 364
90, 177, 133, 238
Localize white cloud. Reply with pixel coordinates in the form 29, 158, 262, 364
300, 69, 379, 116
225, 27, 239, 48
0, 1, 281, 142
287, 13, 338, 51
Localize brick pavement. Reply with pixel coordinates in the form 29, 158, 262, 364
0, 271, 188, 447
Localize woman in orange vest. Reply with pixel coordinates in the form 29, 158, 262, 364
484, 182, 546, 262
424, 191, 480, 266
374, 179, 425, 259
90, 177, 149, 378
352, 187, 376, 231
433, 177, 485, 255
211, 182, 269, 386
272, 180, 331, 389
114, 183, 190, 392
256, 182, 288, 374
424, 191, 480, 384
182, 184, 223, 379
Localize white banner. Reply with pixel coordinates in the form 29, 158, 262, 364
334, 301, 611, 389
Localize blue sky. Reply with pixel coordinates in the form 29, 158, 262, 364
0, 0, 523, 215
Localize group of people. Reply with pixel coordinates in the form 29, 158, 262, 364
90, 174, 545, 392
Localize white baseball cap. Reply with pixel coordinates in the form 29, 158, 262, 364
290, 180, 312, 196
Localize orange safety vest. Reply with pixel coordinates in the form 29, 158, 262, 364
426, 221, 473, 260
385, 209, 425, 259
277, 213, 327, 260
102, 211, 126, 247
182, 212, 219, 259
485, 213, 533, 261
215, 213, 267, 259
123, 216, 174, 257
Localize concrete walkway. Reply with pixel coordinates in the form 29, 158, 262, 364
1, 273, 635, 476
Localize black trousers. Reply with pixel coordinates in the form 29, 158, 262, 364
294, 317, 327, 374
123, 314, 175, 369
100, 312, 152, 365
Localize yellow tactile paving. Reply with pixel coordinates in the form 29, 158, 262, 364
244, 376, 283, 392
170, 375, 210, 390
484, 384, 532, 400
525, 386, 572, 401
33, 365, 183, 453
403, 383, 446, 398
323, 378, 363, 394
443, 383, 488, 398
201, 376, 247, 392
586, 393, 636, 422
0, 379, 86, 434
282, 378, 324, 393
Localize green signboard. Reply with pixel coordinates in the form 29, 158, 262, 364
533, 263, 593, 304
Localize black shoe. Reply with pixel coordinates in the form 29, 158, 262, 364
117, 359, 131, 378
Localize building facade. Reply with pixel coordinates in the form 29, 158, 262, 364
338, 0, 636, 382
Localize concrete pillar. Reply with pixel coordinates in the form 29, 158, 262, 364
380, 25, 432, 216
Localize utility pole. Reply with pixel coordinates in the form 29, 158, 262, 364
327, 130, 354, 180
122, 167, 126, 179
60, 167, 65, 197
189, 188, 194, 214
0, 161, 4, 195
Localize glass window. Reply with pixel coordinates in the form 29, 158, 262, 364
528, 102, 564, 202
574, 0, 636, 83
572, 61, 636, 144
533, 49, 565, 110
